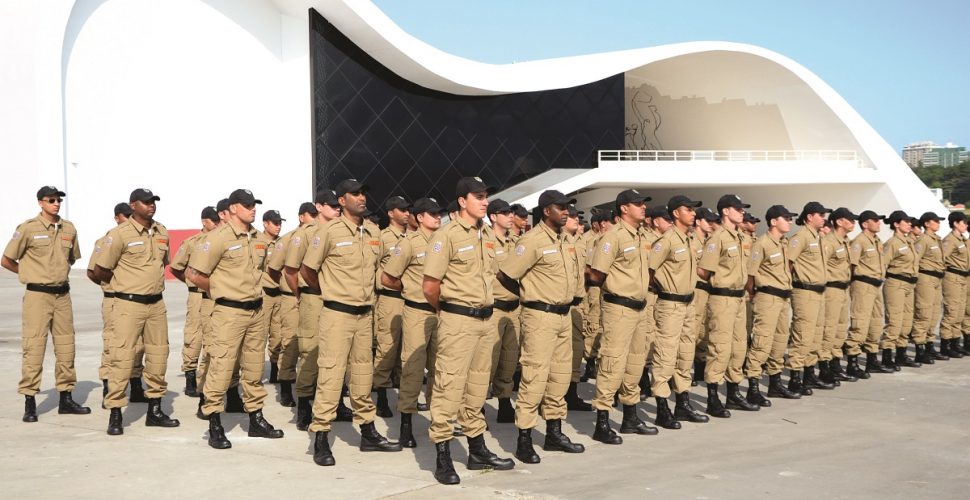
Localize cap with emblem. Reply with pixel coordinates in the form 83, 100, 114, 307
948, 211, 968, 224
201, 206, 219, 222
801, 201, 831, 216
828, 207, 858, 223
262, 210, 284, 223
385, 195, 411, 211
334, 178, 369, 197
667, 195, 701, 213
114, 202, 133, 217
646, 205, 671, 220
487, 198, 512, 216
885, 210, 911, 226
511, 203, 529, 218
299, 201, 319, 216
314, 189, 339, 207
227, 188, 261, 206
764, 205, 798, 221
413, 197, 447, 215
695, 207, 720, 222
716, 194, 750, 213
567, 204, 583, 217
615, 189, 651, 207
216, 198, 230, 212
455, 176, 494, 198
129, 188, 160, 203
918, 212, 944, 225
37, 185, 66, 200
742, 212, 761, 224
537, 190, 576, 208
857, 210, 885, 223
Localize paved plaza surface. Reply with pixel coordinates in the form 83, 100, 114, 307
1, 271, 969, 499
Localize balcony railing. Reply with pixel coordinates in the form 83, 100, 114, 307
599, 150, 864, 167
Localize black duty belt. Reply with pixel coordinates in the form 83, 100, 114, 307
215, 297, 263, 310
280, 290, 295, 297
440, 302, 493, 319
323, 300, 372, 315
919, 269, 945, 279
263, 287, 282, 297
493, 299, 519, 312
377, 289, 403, 300
26, 283, 69, 294
521, 301, 571, 315
187, 287, 210, 299
115, 293, 163, 305
647, 285, 658, 295
852, 275, 884, 287
695, 281, 712, 292
103, 292, 116, 299
792, 281, 825, 294
298, 286, 321, 296
602, 293, 646, 311
571, 296, 583, 307
708, 287, 745, 298
825, 281, 850, 290
946, 267, 970, 277
404, 299, 435, 313
756, 286, 791, 299
657, 291, 694, 303
886, 272, 917, 285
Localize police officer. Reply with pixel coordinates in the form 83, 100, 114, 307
188, 188, 284, 449
259, 210, 285, 384
95, 188, 179, 435
497, 190, 586, 464
881, 210, 919, 370
912, 212, 946, 364
588, 189, 658, 442
3, 186, 89, 422
638, 206, 670, 399
649, 195, 708, 426
195, 199, 231, 413
564, 204, 593, 412
846, 210, 891, 376
302, 178, 401, 466
510, 203, 530, 241
170, 206, 220, 398
744, 205, 800, 402
89, 202, 148, 406
381, 197, 447, 447
424, 177, 514, 485
691, 207, 719, 386
939, 212, 970, 358
787, 201, 834, 395
819, 208, 858, 385
580, 211, 612, 382
373, 195, 411, 418
485, 198, 522, 422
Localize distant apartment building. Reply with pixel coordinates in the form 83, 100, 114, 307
903, 141, 969, 167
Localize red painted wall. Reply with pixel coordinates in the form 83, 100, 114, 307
166, 229, 200, 280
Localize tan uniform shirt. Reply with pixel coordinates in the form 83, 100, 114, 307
942, 230, 970, 272
914, 232, 944, 273
492, 232, 519, 302
649, 226, 696, 296
190, 221, 265, 302
788, 226, 826, 285
423, 217, 497, 308
377, 226, 406, 291
748, 233, 791, 290
822, 231, 851, 283
884, 235, 918, 277
3, 215, 79, 285
87, 234, 112, 292
566, 232, 587, 299
267, 229, 297, 293
740, 232, 754, 260
383, 228, 434, 304
258, 231, 279, 289
590, 220, 650, 301
97, 219, 169, 295
698, 226, 747, 290
283, 220, 318, 288
302, 215, 381, 307
849, 232, 885, 279
170, 231, 202, 273
500, 222, 575, 305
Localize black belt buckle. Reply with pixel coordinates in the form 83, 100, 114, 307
377, 289, 403, 300
298, 286, 321, 296
695, 281, 712, 292
493, 299, 520, 312
116, 293, 164, 305
263, 287, 282, 297
440, 302, 494, 319
602, 293, 647, 311
792, 281, 825, 294
215, 297, 263, 310
657, 291, 694, 303
521, 301, 571, 315
323, 300, 372, 315
824, 281, 850, 290
404, 299, 435, 313
26, 283, 70, 294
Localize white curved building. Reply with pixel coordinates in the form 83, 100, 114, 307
0, 0, 942, 257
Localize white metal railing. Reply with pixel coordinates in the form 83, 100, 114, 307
598, 150, 865, 167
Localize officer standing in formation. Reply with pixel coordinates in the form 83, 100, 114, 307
486, 198, 522, 423
258, 210, 285, 384
373, 196, 411, 418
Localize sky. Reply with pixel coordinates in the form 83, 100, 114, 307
373, 0, 970, 153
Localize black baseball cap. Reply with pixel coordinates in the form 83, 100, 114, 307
227, 188, 261, 206
615, 189, 651, 207
455, 176, 494, 198
765, 205, 797, 221
216, 198, 230, 213
314, 189, 339, 207
857, 210, 885, 223
567, 204, 583, 217
487, 198, 513, 216
647, 205, 671, 220
334, 178, 369, 196
299, 202, 319, 216
114, 202, 133, 217
885, 210, 910, 225
385, 195, 411, 211
37, 185, 66, 200
537, 190, 576, 208
129, 188, 160, 203
262, 210, 284, 223
447, 200, 459, 214
201, 206, 219, 222
668, 195, 701, 213
919, 212, 945, 225
695, 207, 720, 222
948, 212, 968, 224
716, 194, 750, 212
511, 203, 529, 218
742, 213, 761, 224
829, 207, 858, 222
413, 197, 447, 215
801, 201, 831, 216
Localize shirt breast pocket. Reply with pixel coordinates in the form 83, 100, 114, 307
672, 248, 688, 262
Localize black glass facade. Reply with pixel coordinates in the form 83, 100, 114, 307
309, 9, 625, 215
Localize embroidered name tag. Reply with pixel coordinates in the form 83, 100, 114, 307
674, 248, 687, 254
228, 244, 242, 251
416, 252, 426, 258
727, 245, 738, 251
542, 249, 558, 255
808, 242, 819, 248
899, 247, 909, 253
33, 234, 49, 239
495, 250, 504, 255
769, 252, 782, 258
622, 246, 636, 253
367, 240, 380, 246
835, 248, 845, 253
335, 241, 353, 247
931, 246, 939, 250
960, 244, 967, 249
128, 241, 144, 247
458, 245, 474, 253
254, 244, 266, 250
866, 248, 876, 252
484, 242, 495, 250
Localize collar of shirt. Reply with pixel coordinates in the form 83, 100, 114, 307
33, 214, 61, 230
672, 225, 691, 244
454, 215, 486, 234
618, 219, 640, 237
864, 232, 881, 246
337, 214, 368, 236
723, 225, 741, 241
226, 220, 256, 238
536, 220, 563, 244
386, 225, 406, 239
128, 218, 158, 235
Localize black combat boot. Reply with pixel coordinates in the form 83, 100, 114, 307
788, 370, 812, 396
102, 379, 109, 409
313, 431, 335, 466
467, 433, 514, 470
692, 360, 706, 387
818, 360, 840, 386
515, 428, 540, 464
58, 391, 91, 414
225, 386, 245, 413
399, 412, 417, 448
336, 394, 354, 422
23, 395, 38, 423
296, 396, 312, 431
184, 371, 198, 397
847, 354, 871, 379
882, 348, 900, 371
746, 378, 771, 407
375, 387, 393, 418
767, 373, 800, 399
580, 357, 596, 382
915, 344, 933, 365
929, 341, 948, 361
248, 410, 283, 438
866, 352, 894, 373
947, 338, 965, 358
497, 397, 515, 423
831, 357, 858, 382
673, 391, 709, 422
804, 365, 834, 390
654, 397, 682, 429
592, 409, 622, 444
207, 413, 231, 449
620, 404, 659, 434
897, 346, 921, 368
705, 384, 731, 418
106, 408, 123, 435
433, 440, 460, 484
146, 398, 180, 427
960, 334, 970, 355
543, 419, 584, 453
268, 362, 279, 383
639, 367, 652, 400
128, 378, 149, 403
565, 381, 592, 411
278, 380, 296, 407
359, 421, 402, 451
726, 382, 760, 411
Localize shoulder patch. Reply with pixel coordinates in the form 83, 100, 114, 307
275, 241, 283, 250
515, 244, 526, 256
312, 236, 321, 247
11, 230, 20, 240
105, 236, 113, 247
790, 237, 799, 248
752, 250, 760, 261
652, 242, 663, 252
393, 246, 402, 256
202, 241, 210, 253
601, 242, 612, 254
291, 236, 301, 247
432, 241, 443, 254
707, 243, 716, 253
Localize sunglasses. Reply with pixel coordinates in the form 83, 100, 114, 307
44, 198, 62, 204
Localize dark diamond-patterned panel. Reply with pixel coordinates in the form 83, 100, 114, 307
309, 9, 623, 222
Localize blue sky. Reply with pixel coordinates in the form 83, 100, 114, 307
373, 0, 969, 154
